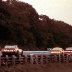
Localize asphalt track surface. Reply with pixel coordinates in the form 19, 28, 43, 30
0, 51, 50, 56
23, 51, 50, 55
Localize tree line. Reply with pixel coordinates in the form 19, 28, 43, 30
0, 0, 72, 50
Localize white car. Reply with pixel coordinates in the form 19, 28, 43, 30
64, 47, 72, 54
50, 47, 64, 54
1, 45, 23, 55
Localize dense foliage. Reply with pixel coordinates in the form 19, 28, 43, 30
0, 0, 72, 50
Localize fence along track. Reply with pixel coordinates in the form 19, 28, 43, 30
0, 54, 72, 66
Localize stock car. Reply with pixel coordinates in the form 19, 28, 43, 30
1, 45, 23, 56
64, 47, 72, 54
50, 47, 64, 54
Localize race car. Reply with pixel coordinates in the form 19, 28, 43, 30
50, 47, 64, 54
1, 45, 23, 56
64, 47, 72, 54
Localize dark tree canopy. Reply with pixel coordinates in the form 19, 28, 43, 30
0, 0, 72, 50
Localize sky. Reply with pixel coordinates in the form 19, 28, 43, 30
20, 0, 72, 25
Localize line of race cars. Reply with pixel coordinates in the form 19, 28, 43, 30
0, 45, 72, 56
50, 47, 72, 54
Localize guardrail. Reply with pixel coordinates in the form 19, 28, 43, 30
0, 51, 72, 66
0, 54, 72, 66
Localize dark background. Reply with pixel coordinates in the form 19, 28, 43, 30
0, 0, 72, 50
